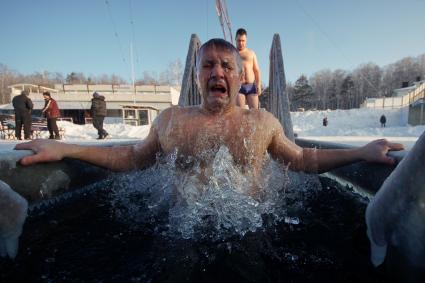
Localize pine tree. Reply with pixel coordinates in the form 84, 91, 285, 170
327, 79, 337, 110
291, 75, 315, 110
341, 75, 355, 109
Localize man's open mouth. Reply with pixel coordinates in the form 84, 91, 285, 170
210, 84, 227, 95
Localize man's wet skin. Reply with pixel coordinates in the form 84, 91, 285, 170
236, 34, 257, 85
143, 43, 316, 190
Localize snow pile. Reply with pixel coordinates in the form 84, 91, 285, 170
55, 121, 151, 141
291, 107, 423, 137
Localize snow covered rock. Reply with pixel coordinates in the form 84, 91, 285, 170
0, 180, 28, 259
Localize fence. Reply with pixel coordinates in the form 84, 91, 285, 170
361, 82, 425, 109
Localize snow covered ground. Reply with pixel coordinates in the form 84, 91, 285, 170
1, 107, 424, 151
292, 107, 424, 150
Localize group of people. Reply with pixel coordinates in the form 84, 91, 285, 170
11, 90, 61, 140
11, 90, 108, 140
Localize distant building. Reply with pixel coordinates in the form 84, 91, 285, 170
361, 79, 425, 109
2, 83, 181, 125
359, 78, 425, 126
392, 79, 425, 97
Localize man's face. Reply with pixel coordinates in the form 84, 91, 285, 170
43, 95, 49, 100
197, 45, 242, 112
236, 34, 247, 51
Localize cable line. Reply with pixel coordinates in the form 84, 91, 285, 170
128, 0, 141, 73
104, 0, 131, 80
294, 0, 380, 93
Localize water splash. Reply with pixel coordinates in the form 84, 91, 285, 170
109, 145, 321, 241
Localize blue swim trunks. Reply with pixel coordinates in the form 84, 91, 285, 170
239, 83, 257, 96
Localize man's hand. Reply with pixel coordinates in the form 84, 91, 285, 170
360, 139, 405, 165
14, 139, 67, 166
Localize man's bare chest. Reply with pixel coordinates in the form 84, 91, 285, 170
239, 50, 252, 63
158, 119, 268, 164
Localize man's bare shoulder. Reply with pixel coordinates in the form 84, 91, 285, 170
159, 105, 199, 117
241, 108, 280, 126
154, 106, 199, 127
239, 48, 256, 59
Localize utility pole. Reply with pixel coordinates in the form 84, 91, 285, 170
215, 0, 233, 44
130, 42, 136, 104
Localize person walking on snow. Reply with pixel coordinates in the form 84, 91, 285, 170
42, 92, 61, 139
90, 92, 109, 139
380, 114, 386, 127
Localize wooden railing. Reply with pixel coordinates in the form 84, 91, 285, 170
361, 82, 425, 109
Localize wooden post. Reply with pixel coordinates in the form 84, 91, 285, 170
178, 34, 202, 106
421, 90, 425, 125
268, 34, 295, 141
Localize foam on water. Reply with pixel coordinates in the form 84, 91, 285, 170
107, 145, 321, 241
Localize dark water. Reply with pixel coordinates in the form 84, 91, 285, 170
0, 176, 388, 282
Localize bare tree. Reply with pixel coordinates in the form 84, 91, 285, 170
0, 64, 23, 103
160, 59, 183, 85
66, 72, 87, 84
352, 63, 382, 106
310, 69, 333, 110
380, 56, 422, 97
332, 69, 347, 109
136, 71, 159, 85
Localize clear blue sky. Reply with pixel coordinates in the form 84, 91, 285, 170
1, 0, 424, 84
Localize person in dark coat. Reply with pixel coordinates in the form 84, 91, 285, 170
41, 92, 61, 139
380, 114, 386, 128
12, 90, 33, 140
322, 116, 328, 127
90, 92, 109, 139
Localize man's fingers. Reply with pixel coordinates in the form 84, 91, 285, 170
14, 142, 36, 151
19, 154, 45, 166
387, 142, 405, 151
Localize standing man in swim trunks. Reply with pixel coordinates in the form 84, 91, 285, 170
235, 28, 262, 109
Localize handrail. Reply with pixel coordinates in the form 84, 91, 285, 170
362, 82, 425, 109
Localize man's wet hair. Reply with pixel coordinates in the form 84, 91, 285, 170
236, 28, 247, 37
196, 38, 243, 75
43, 91, 51, 97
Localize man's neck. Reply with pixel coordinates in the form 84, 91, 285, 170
199, 104, 237, 116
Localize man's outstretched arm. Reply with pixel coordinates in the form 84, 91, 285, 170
267, 118, 404, 173
311, 139, 403, 173
14, 126, 161, 171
